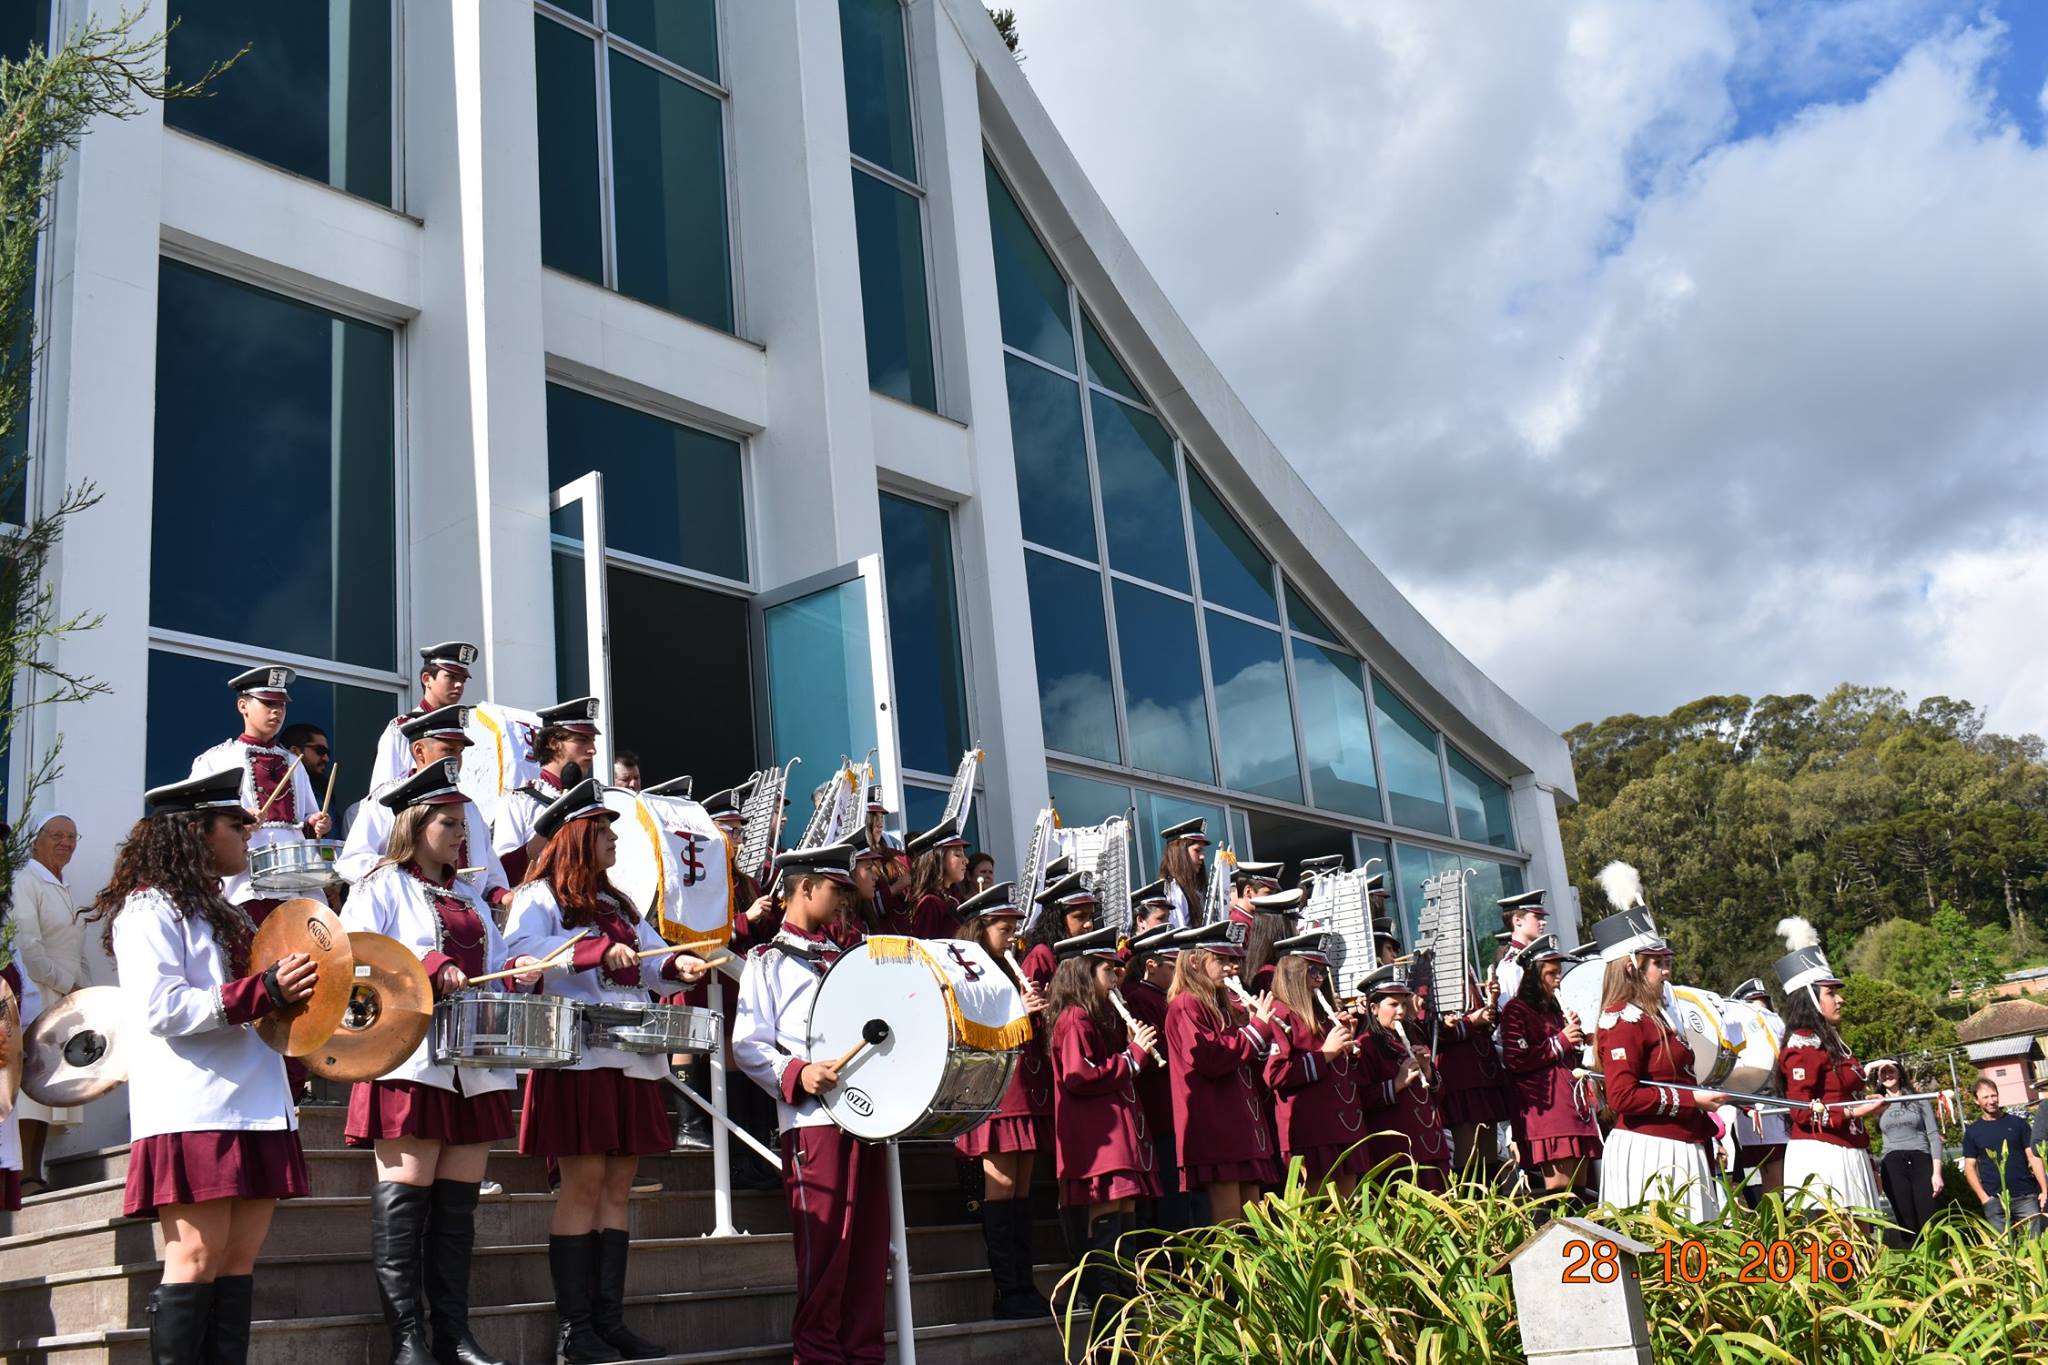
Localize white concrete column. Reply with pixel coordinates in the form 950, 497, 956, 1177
1511, 776, 1579, 946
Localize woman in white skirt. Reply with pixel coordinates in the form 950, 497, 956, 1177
1772, 925, 1884, 1215
1591, 906, 1726, 1222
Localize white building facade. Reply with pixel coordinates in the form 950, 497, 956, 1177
8, 0, 1580, 978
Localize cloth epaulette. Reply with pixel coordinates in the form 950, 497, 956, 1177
1597, 1003, 1643, 1028
1785, 1030, 1822, 1048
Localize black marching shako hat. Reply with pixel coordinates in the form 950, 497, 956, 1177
1232, 859, 1283, 885
1132, 877, 1171, 908
399, 705, 471, 745
1125, 922, 1181, 966
1248, 887, 1305, 915
1054, 924, 1125, 962
145, 768, 247, 816
700, 777, 754, 820
1175, 918, 1247, 959
906, 815, 968, 858
957, 880, 1022, 921
1035, 870, 1096, 907
229, 664, 295, 702
536, 696, 602, 737
1729, 977, 1771, 1004
1272, 929, 1333, 966
419, 641, 479, 678
642, 774, 694, 799
1512, 933, 1567, 967
534, 777, 616, 841
1357, 960, 1415, 999
1498, 888, 1549, 920
1159, 817, 1208, 844
380, 758, 468, 811
865, 783, 888, 813
774, 842, 857, 885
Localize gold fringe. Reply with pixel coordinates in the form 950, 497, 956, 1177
867, 934, 918, 963
874, 937, 1032, 1051
628, 799, 668, 934
474, 707, 508, 797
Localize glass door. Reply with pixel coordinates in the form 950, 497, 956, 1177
549, 473, 614, 781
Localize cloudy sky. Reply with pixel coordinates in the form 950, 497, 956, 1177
999, 0, 2048, 741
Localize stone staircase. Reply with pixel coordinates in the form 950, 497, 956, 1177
0, 1102, 1066, 1363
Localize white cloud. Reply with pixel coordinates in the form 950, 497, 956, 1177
1001, 0, 2048, 739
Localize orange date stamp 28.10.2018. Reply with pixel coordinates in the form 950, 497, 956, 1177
1560, 1238, 1857, 1285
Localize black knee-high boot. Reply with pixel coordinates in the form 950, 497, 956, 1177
548, 1234, 620, 1365
590, 1229, 664, 1359
424, 1180, 504, 1365
204, 1274, 254, 1365
147, 1282, 216, 1365
372, 1183, 436, 1365
1007, 1199, 1052, 1315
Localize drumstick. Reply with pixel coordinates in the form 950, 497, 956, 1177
465, 930, 589, 986
1108, 988, 1164, 1065
320, 760, 340, 817
254, 754, 304, 820
828, 1019, 892, 1072
633, 937, 724, 963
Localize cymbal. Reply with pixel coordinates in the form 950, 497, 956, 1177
23, 985, 131, 1106
304, 932, 433, 1083
250, 898, 355, 1057
0, 978, 21, 1117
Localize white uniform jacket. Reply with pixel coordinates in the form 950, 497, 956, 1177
369, 712, 423, 794
489, 781, 559, 863
189, 739, 320, 905
1164, 880, 1194, 930
502, 881, 670, 1082
339, 865, 516, 1097
336, 795, 511, 907
732, 924, 842, 1133
112, 890, 297, 1141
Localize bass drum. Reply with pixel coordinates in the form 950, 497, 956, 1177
1555, 959, 1606, 1066
1721, 998, 1782, 1094
1668, 986, 1745, 1088
806, 936, 1027, 1141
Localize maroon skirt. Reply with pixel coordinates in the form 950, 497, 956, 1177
124, 1130, 309, 1217
1062, 1167, 1162, 1206
345, 1080, 516, 1148
1526, 1133, 1602, 1166
1182, 1157, 1279, 1188
519, 1067, 672, 1158
955, 1113, 1050, 1159
2, 1168, 19, 1212
1439, 1081, 1515, 1126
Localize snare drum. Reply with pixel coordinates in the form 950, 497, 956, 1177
431, 993, 579, 1069
580, 1001, 720, 1055
1721, 998, 1782, 1094
1668, 986, 1745, 1088
806, 936, 1028, 1141
249, 838, 344, 893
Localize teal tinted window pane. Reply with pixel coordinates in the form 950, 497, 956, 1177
1463, 860, 1526, 973
1205, 613, 1299, 802
1447, 747, 1515, 850
545, 385, 747, 579
541, 0, 594, 19
535, 16, 604, 285
1004, 356, 1093, 559
1, 0, 49, 63
852, 170, 936, 410
166, 0, 392, 204
1284, 581, 1339, 645
146, 650, 394, 820
1082, 311, 1141, 404
610, 0, 718, 80
1353, 834, 1392, 887
879, 493, 969, 776
985, 160, 1072, 370
1093, 394, 1187, 591
1047, 769, 1131, 830
607, 567, 754, 794
1228, 808, 1253, 859
838, 0, 915, 180
610, 51, 733, 330
1112, 580, 1212, 783
551, 547, 590, 700
1244, 810, 1351, 887
152, 262, 395, 669
1188, 469, 1276, 621
1373, 680, 1452, 836
762, 578, 877, 841
1292, 638, 1381, 820
1135, 789, 1223, 880
1026, 552, 1118, 762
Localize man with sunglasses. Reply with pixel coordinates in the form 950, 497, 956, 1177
280, 724, 332, 791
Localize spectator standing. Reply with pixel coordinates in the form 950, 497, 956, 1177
1961, 1078, 2046, 1237
10, 812, 88, 1193
1870, 1058, 1942, 1246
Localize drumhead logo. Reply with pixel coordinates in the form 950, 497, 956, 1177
844, 1087, 874, 1117
307, 920, 334, 952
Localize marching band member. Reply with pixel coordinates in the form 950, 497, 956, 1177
732, 842, 892, 1365
862, 784, 904, 855
1591, 908, 1725, 1220
1121, 920, 1194, 1227
1131, 879, 1173, 934
340, 761, 542, 1365
1499, 936, 1600, 1203
370, 643, 479, 792
1047, 925, 1160, 1314
1433, 965, 1511, 1182
489, 697, 600, 887
1018, 863, 1093, 991
1491, 890, 1550, 1005
188, 665, 329, 923
1355, 963, 1451, 1191
951, 881, 1053, 1320
904, 816, 970, 940
504, 778, 707, 1363
338, 707, 513, 915
1773, 923, 1885, 1215
1729, 977, 1789, 1193
1156, 818, 1209, 929
1262, 932, 1365, 1195
85, 770, 316, 1365
1164, 921, 1279, 1224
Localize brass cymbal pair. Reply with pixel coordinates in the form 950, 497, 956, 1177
250, 900, 434, 1080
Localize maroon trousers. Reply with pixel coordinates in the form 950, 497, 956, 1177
783, 1125, 890, 1365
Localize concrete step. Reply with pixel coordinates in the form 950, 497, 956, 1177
7, 1264, 1067, 1364
1, 1220, 1069, 1337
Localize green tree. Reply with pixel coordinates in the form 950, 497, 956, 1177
1837, 974, 1961, 1065
1845, 918, 1947, 1000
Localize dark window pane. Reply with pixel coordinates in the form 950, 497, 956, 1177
1047, 768, 1130, 830
1025, 552, 1117, 762
1005, 357, 1093, 559
903, 783, 978, 852
1229, 807, 1252, 859
606, 567, 754, 793
1093, 394, 1186, 591
609, 0, 718, 80
0, 0, 49, 64
1373, 679, 1451, 836
541, 0, 594, 20
1391, 842, 1460, 958
1292, 638, 1381, 820
551, 546, 590, 700
838, 0, 915, 180
1464, 859, 1525, 973
1244, 810, 1352, 889
1111, 580, 1211, 783
1447, 746, 1516, 850
1135, 789, 1223, 879
165, 0, 392, 204
1188, 469, 1275, 621
1081, 310, 1141, 403
852, 170, 935, 409
1354, 833, 1392, 900
1205, 613, 1299, 802
152, 262, 395, 669
1284, 580, 1340, 645
985, 160, 1072, 370
146, 649, 394, 823
879, 492, 969, 776
545, 384, 747, 579
535, 15, 604, 285
610, 50, 733, 330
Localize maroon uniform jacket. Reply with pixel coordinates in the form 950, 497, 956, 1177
1050, 1006, 1154, 1182
909, 892, 959, 941
1500, 997, 1595, 1144
1120, 978, 1174, 1144
1596, 1003, 1713, 1143
1164, 991, 1277, 1171
1358, 1024, 1450, 1178
1778, 1031, 1869, 1149
1262, 999, 1368, 1159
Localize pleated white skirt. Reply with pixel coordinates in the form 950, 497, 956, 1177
1783, 1138, 1884, 1214
1600, 1127, 1723, 1222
